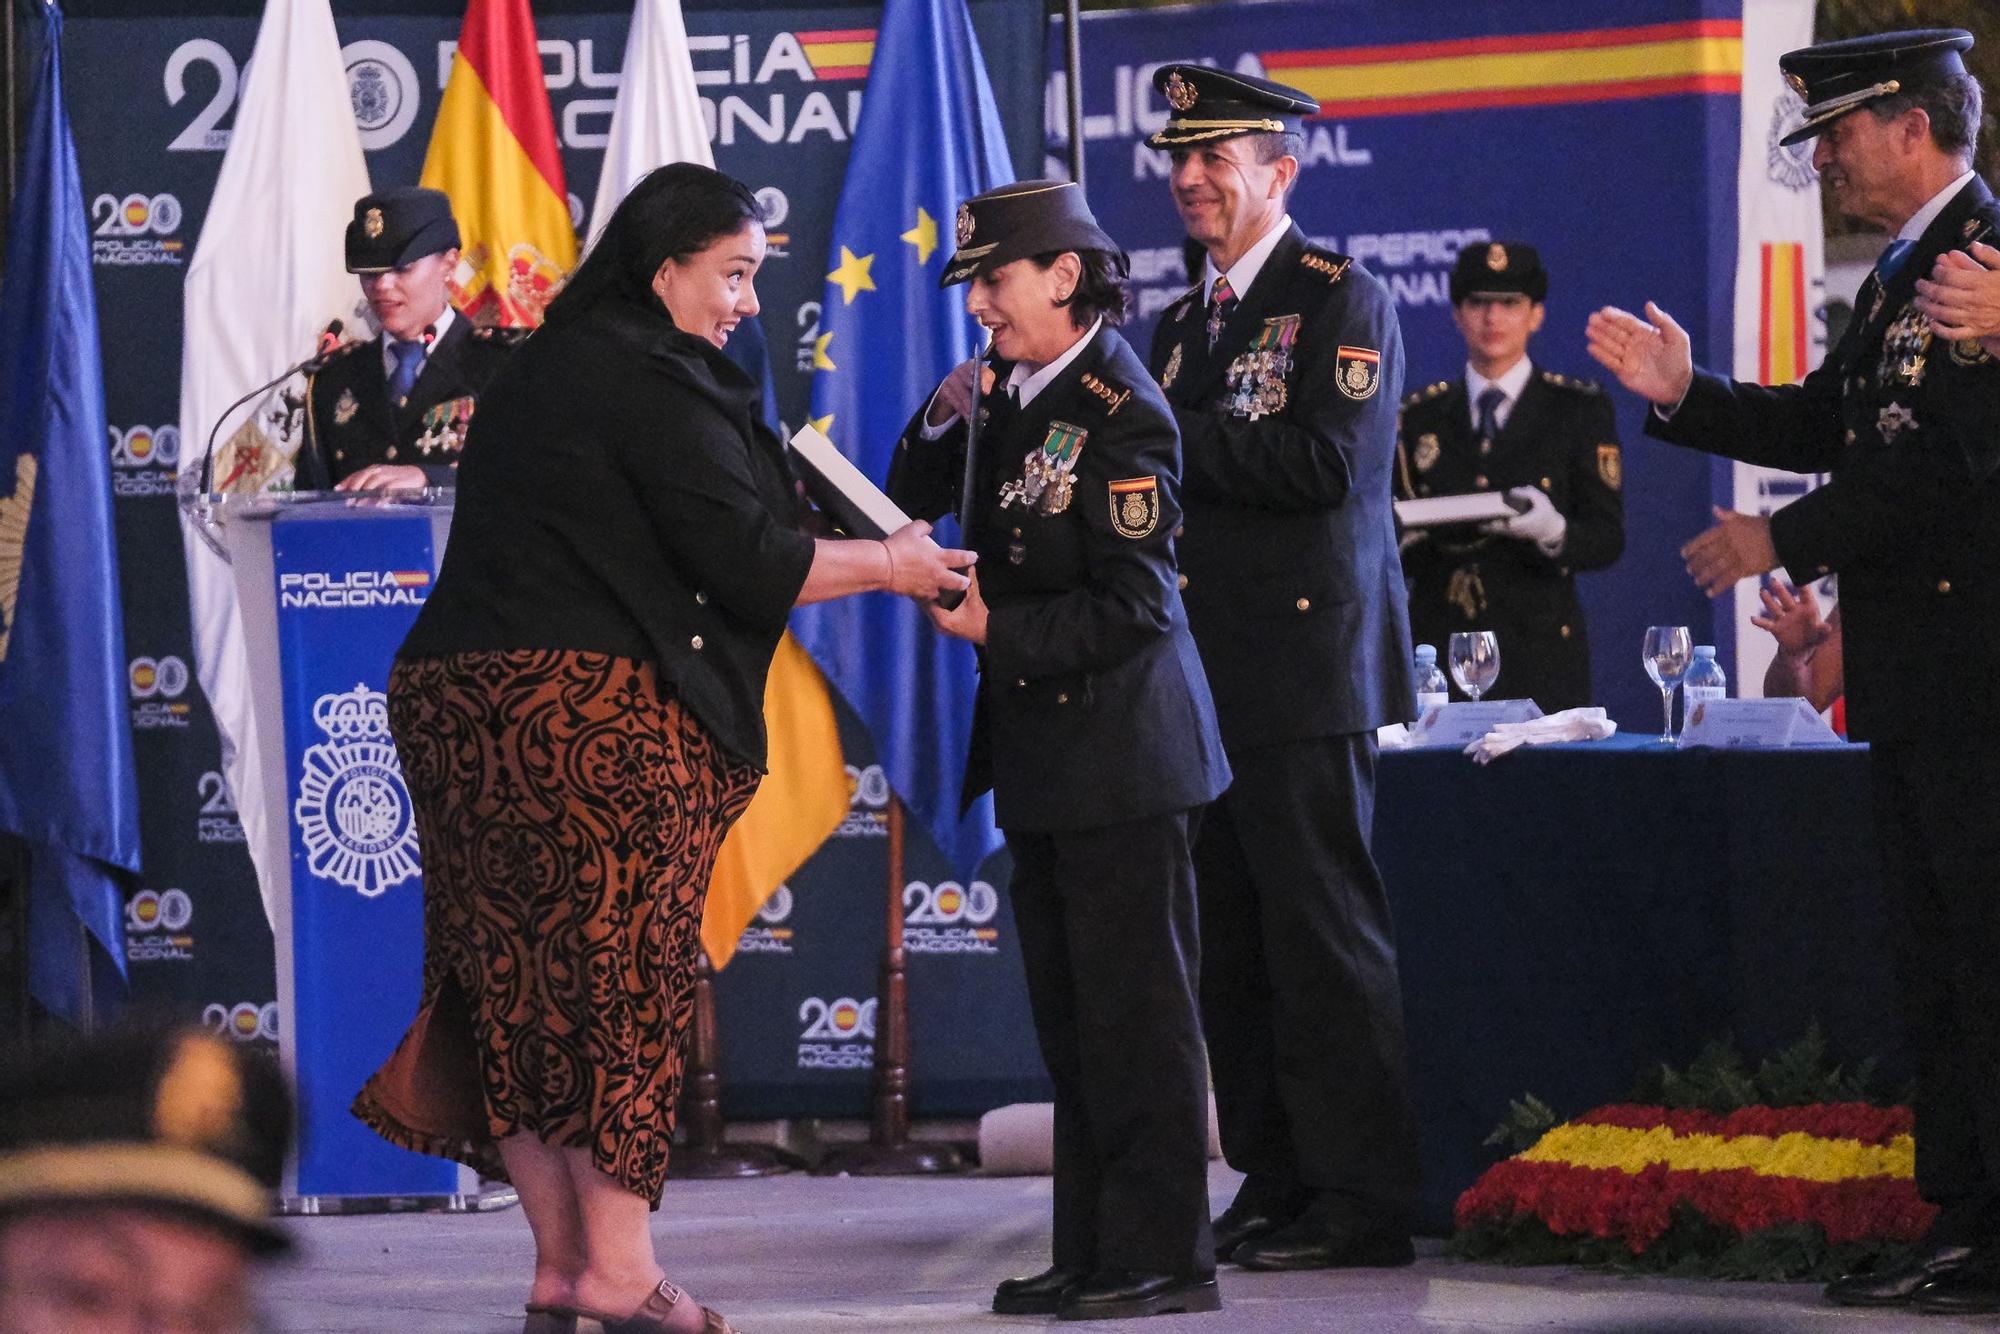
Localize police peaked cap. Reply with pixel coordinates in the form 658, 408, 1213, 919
1146, 64, 1318, 149
1778, 29, 1974, 146
345, 187, 462, 274
0, 1024, 293, 1254
1450, 241, 1549, 304
940, 180, 1125, 288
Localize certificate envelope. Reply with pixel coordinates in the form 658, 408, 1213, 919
787, 423, 914, 541
1394, 492, 1517, 529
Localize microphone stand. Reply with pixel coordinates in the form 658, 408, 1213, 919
934, 334, 990, 613
197, 333, 351, 496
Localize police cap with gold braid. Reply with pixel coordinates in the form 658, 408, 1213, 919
1777, 28, 1974, 147
1449, 241, 1548, 305
939, 179, 1124, 288
344, 187, 462, 275
1146, 64, 1318, 149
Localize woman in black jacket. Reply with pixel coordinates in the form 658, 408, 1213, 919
353, 164, 970, 1334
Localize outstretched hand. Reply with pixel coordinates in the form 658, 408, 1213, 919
883, 520, 975, 600
1681, 507, 1779, 598
1585, 302, 1696, 408
1750, 579, 1832, 656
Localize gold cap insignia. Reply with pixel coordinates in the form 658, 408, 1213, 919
1164, 71, 1198, 113
364, 207, 384, 239
955, 203, 975, 248
1486, 243, 1508, 272
1784, 71, 1808, 97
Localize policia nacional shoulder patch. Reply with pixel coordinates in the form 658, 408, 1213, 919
1335, 345, 1381, 400
1108, 476, 1160, 539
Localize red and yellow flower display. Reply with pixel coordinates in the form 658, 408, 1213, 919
1456, 1103, 1935, 1261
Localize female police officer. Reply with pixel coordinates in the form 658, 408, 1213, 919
889, 180, 1230, 1321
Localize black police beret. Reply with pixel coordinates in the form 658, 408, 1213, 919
940, 179, 1124, 288
1146, 64, 1319, 149
345, 187, 462, 274
0, 1024, 293, 1253
1450, 241, 1548, 304
1778, 29, 1974, 146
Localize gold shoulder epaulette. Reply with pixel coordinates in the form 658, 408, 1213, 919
1402, 380, 1450, 408
1299, 250, 1351, 283
1079, 372, 1132, 416
1539, 369, 1602, 395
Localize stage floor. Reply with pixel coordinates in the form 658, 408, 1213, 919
267, 1164, 1981, 1332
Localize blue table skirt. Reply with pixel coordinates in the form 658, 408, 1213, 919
1376, 736, 1900, 1231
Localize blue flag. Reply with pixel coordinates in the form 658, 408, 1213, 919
791, 0, 1013, 875
0, 2, 142, 1026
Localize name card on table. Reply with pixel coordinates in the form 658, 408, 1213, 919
1405, 699, 1544, 749
1676, 697, 1845, 749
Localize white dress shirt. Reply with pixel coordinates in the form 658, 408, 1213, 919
380, 305, 456, 381
1202, 212, 1293, 302
1464, 356, 1534, 435
922, 317, 1104, 437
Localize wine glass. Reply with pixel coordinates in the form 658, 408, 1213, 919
1448, 631, 1500, 702
1641, 625, 1693, 741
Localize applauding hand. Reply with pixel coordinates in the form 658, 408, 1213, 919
1585, 302, 1696, 409
1681, 507, 1779, 598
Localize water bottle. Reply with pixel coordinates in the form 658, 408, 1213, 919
1683, 645, 1728, 706
1413, 644, 1450, 718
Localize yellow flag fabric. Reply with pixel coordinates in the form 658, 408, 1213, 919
420, 0, 576, 327
702, 633, 848, 968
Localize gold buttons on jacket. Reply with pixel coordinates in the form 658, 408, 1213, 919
1540, 476, 1553, 489
1474, 474, 1489, 488
1938, 579, 1953, 594
1011, 526, 1022, 538
691, 635, 704, 651
695, 591, 708, 606
1177, 574, 1189, 590
385, 446, 399, 460
1560, 624, 1572, 639
1296, 597, 1311, 612
1174, 525, 1185, 538
1015, 678, 1027, 688
335, 449, 347, 461
1056, 692, 1070, 704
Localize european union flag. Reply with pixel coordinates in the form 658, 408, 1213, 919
0, 2, 142, 1025
791, 0, 1013, 875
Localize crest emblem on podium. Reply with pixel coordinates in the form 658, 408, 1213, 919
292, 683, 419, 898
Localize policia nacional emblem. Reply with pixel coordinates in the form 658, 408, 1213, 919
1335, 344, 1381, 400
1108, 476, 1159, 538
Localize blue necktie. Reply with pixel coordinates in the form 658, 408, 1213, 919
388, 339, 425, 404
1475, 386, 1506, 446
1874, 238, 1915, 283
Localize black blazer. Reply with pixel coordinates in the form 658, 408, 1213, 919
1648, 175, 2000, 745
888, 325, 1230, 832
398, 297, 816, 769
1396, 364, 1625, 711
1149, 223, 1416, 746
301, 317, 523, 487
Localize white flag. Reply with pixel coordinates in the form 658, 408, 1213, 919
1728, 0, 1826, 698
588, 0, 713, 249
177, 0, 370, 925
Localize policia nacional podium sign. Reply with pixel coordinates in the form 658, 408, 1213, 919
209, 492, 469, 1206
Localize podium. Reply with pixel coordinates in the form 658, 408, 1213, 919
200, 490, 485, 1211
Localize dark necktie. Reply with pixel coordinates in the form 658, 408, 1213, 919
1475, 386, 1506, 452
1874, 238, 1915, 284
388, 338, 425, 404
1206, 275, 1237, 351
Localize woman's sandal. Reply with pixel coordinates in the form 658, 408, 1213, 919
558, 1279, 737, 1334
523, 1304, 579, 1334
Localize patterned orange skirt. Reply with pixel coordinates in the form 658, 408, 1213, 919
352, 650, 759, 1203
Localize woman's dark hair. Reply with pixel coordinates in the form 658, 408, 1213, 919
1029, 248, 1132, 329
543, 162, 765, 327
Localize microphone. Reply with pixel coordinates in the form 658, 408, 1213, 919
420, 323, 437, 351
198, 318, 349, 496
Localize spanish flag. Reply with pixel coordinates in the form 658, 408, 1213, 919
421, 0, 575, 327
703, 635, 849, 968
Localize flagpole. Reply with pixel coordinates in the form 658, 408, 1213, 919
672, 955, 792, 1178
816, 799, 962, 1175
1063, 0, 1084, 186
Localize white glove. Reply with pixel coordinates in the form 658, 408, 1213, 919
1483, 485, 1566, 556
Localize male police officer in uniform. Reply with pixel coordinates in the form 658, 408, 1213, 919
894, 180, 1231, 1320
1588, 29, 2000, 1315
1144, 64, 1420, 1270
1399, 242, 1625, 711
302, 187, 522, 491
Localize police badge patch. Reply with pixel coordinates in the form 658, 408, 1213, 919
333, 389, 360, 425
1335, 345, 1381, 400
1413, 433, 1441, 472
1108, 476, 1159, 539
1597, 444, 1623, 490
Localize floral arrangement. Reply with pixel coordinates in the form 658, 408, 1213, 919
1451, 1030, 1933, 1279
